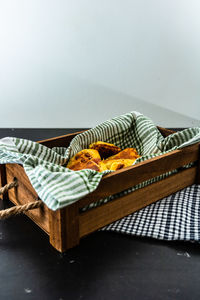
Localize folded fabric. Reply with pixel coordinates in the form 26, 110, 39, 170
0, 111, 199, 210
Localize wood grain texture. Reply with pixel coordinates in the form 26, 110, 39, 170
49, 209, 66, 252
6, 164, 50, 234
79, 143, 199, 208
79, 166, 197, 237
49, 202, 79, 252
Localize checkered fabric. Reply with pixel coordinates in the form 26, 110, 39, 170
102, 184, 200, 241
0, 111, 199, 211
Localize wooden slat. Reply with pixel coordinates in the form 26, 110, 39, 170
79, 143, 199, 208
49, 209, 67, 252
79, 166, 197, 237
38, 130, 86, 148
6, 164, 50, 234
49, 202, 80, 252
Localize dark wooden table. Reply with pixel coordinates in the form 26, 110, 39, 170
0, 129, 200, 300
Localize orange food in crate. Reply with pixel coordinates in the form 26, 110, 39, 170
102, 158, 137, 171
67, 142, 140, 172
67, 149, 103, 172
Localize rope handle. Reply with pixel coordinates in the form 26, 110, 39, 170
0, 179, 43, 220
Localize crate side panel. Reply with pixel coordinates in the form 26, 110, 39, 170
79, 143, 199, 208
79, 166, 197, 237
6, 164, 50, 234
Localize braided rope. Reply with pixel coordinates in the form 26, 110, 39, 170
0, 180, 18, 195
0, 180, 43, 219
0, 200, 43, 220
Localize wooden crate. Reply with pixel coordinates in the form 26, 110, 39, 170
1, 127, 200, 252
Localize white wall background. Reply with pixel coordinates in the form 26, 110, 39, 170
0, 0, 199, 128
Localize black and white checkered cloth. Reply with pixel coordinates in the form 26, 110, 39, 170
102, 185, 200, 241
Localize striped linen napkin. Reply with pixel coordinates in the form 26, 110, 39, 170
0, 111, 199, 211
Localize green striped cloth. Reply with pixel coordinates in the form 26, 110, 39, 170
0, 111, 199, 211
